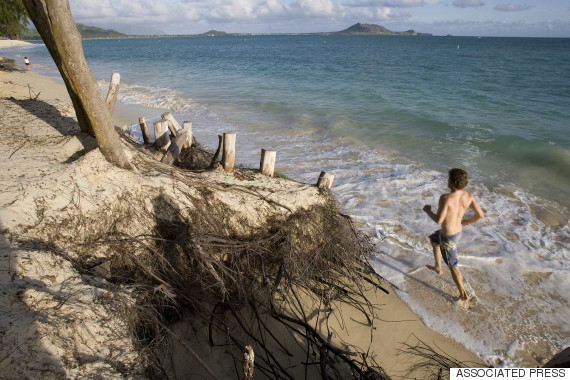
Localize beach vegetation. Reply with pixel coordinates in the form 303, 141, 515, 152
325, 201, 340, 217
273, 169, 289, 179
20, 26, 40, 39
0, 0, 29, 39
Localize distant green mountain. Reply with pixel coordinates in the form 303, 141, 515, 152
336, 23, 392, 35
75, 23, 126, 38
21, 28, 40, 40
197, 30, 229, 37
21, 23, 127, 40
334, 23, 431, 36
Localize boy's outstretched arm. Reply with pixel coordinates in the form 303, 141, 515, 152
423, 195, 447, 224
461, 196, 485, 226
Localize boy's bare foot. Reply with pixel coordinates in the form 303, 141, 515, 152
454, 296, 471, 309
426, 265, 443, 275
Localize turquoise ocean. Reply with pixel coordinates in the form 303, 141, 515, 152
6, 35, 569, 367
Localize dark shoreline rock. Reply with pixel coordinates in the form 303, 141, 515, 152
0, 56, 25, 72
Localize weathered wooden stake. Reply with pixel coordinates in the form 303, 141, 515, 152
139, 116, 151, 144
260, 149, 276, 177
222, 133, 236, 173
243, 345, 254, 380
161, 131, 188, 165
182, 121, 193, 149
105, 72, 120, 115
154, 120, 171, 152
316, 171, 335, 190
162, 112, 181, 136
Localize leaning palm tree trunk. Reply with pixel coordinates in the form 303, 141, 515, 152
22, 0, 131, 169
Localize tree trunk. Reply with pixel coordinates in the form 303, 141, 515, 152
22, 0, 131, 169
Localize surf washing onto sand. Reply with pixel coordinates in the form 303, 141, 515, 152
6, 35, 569, 367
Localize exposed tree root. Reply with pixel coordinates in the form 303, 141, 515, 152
32, 182, 395, 379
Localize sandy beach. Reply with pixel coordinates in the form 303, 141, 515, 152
0, 39, 35, 49
0, 47, 486, 379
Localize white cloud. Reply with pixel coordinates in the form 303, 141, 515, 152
349, 5, 392, 19
289, 0, 337, 17
343, 0, 424, 8
70, 0, 174, 22
204, 0, 343, 22
451, 0, 484, 8
390, 0, 424, 6
494, 4, 530, 12
66, 0, 569, 37
69, 0, 118, 18
258, 0, 288, 17
208, 0, 257, 21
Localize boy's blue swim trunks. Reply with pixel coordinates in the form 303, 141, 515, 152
429, 230, 462, 268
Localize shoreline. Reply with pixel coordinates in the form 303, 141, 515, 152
0, 39, 35, 49
0, 39, 154, 130
1, 61, 486, 377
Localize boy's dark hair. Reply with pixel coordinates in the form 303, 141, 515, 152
449, 168, 468, 190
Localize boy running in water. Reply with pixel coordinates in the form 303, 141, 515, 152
423, 168, 485, 308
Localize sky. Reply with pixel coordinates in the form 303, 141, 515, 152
68, 0, 570, 37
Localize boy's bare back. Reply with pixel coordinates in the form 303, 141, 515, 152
422, 173, 484, 235
438, 190, 478, 235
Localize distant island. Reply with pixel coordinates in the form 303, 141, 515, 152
331, 23, 432, 36
21, 22, 432, 40
198, 30, 230, 37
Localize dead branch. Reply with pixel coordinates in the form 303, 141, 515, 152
398, 335, 482, 380
9, 140, 28, 158
210, 135, 223, 168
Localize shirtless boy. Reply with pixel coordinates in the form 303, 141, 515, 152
423, 168, 484, 307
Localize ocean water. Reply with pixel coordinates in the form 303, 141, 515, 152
5, 35, 569, 367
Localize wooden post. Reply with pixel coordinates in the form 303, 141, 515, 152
162, 112, 181, 136
222, 133, 236, 173
161, 131, 188, 165
105, 72, 120, 115
154, 120, 171, 152
243, 345, 254, 380
182, 121, 193, 149
259, 149, 276, 177
316, 171, 334, 190
139, 117, 151, 144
